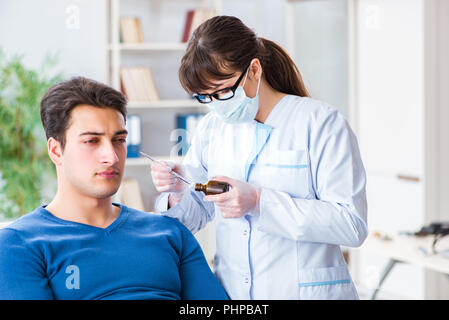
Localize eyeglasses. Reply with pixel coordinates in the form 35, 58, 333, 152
192, 65, 249, 104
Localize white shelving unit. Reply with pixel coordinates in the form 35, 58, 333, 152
107, 0, 221, 92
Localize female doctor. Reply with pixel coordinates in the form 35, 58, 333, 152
152, 16, 368, 300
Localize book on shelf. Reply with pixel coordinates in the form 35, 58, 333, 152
174, 113, 205, 156
120, 17, 144, 43
126, 114, 141, 158
181, 8, 217, 43
181, 10, 195, 43
120, 66, 159, 102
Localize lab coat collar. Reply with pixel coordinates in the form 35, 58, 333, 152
263, 94, 292, 127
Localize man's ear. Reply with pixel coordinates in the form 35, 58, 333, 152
48, 137, 63, 166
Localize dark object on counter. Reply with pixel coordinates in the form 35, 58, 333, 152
195, 180, 230, 195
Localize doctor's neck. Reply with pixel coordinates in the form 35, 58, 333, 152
254, 79, 287, 124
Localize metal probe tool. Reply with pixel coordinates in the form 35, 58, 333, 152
139, 151, 192, 185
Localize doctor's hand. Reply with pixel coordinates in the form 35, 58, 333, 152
203, 176, 261, 218
150, 161, 186, 205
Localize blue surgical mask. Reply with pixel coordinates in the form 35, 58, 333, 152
208, 70, 261, 124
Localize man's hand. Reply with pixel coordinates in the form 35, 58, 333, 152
203, 176, 261, 218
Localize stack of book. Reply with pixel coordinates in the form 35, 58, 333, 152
120, 66, 159, 102
120, 17, 144, 43
181, 8, 217, 43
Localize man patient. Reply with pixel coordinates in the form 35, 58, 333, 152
0, 77, 228, 300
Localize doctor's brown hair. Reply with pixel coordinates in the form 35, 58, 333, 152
179, 15, 310, 97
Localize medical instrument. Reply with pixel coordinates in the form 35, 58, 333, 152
139, 151, 192, 186
402, 222, 449, 254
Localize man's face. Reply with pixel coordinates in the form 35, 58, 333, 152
59, 104, 127, 199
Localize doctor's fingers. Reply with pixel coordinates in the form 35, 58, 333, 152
150, 161, 181, 177
206, 191, 249, 211
150, 162, 181, 178
152, 176, 178, 187
151, 173, 182, 192
154, 180, 181, 193
211, 195, 244, 212
155, 165, 186, 181
217, 204, 245, 218
151, 161, 175, 172
203, 189, 234, 202
150, 169, 177, 188
151, 168, 178, 181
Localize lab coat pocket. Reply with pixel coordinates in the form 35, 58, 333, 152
298, 265, 358, 300
260, 149, 312, 198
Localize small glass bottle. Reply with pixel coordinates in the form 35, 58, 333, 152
194, 180, 230, 195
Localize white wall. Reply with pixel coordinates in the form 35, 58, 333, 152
0, 0, 107, 82
288, 0, 349, 118
222, 0, 286, 46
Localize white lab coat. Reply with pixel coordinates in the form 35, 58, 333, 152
156, 95, 368, 299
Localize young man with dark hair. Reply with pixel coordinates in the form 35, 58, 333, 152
0, 77, 228, 300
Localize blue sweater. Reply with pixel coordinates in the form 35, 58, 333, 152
0, 204, 228, 300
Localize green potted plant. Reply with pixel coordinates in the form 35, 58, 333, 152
0, 50, 62, 219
